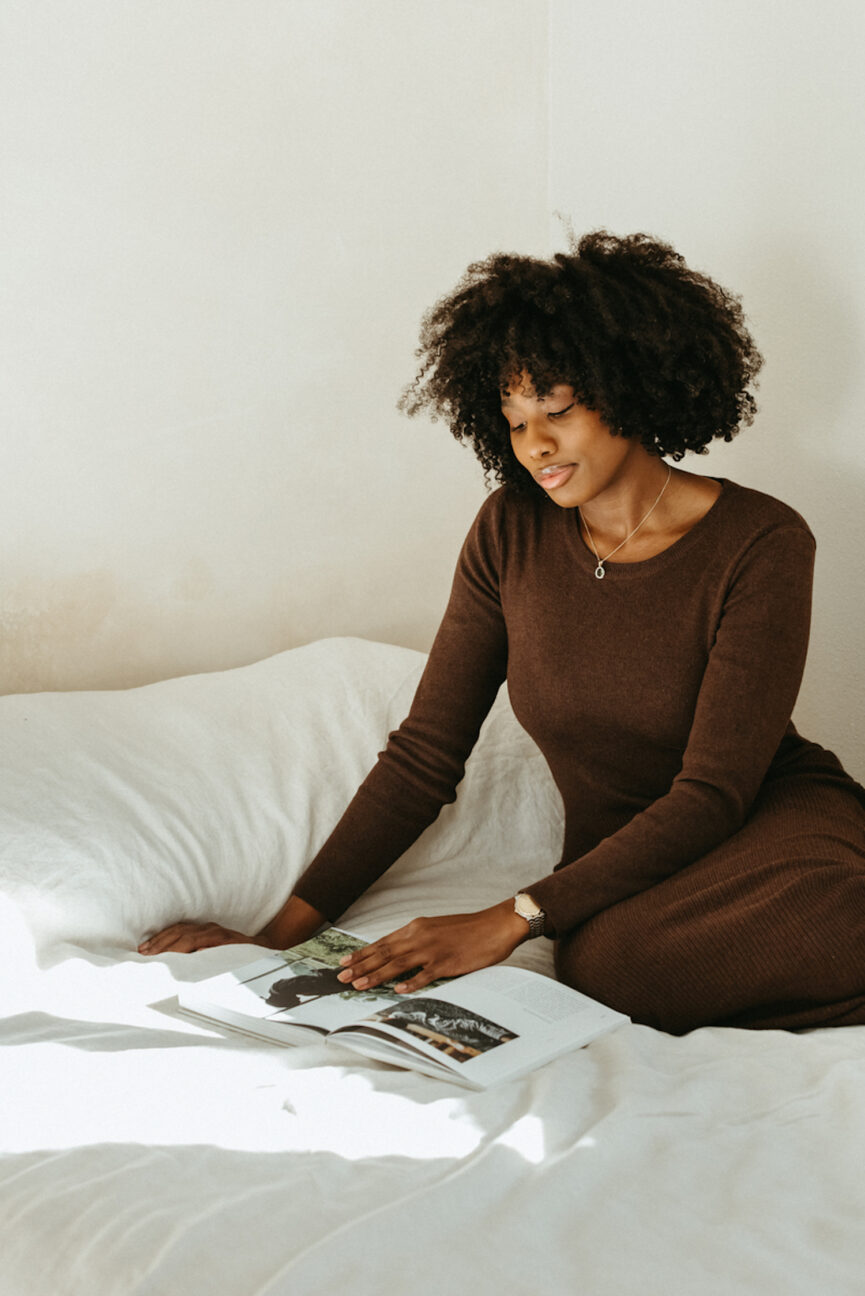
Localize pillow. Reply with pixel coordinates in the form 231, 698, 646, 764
0, 638, 563, 964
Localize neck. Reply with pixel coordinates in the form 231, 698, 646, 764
579, 456, 673, 540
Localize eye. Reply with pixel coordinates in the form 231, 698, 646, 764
508, 422, 526, 434
548, 403, 575, 420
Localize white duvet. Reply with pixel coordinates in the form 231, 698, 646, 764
2, 638, 864, 1295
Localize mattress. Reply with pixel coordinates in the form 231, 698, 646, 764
2, 638, 864, 1294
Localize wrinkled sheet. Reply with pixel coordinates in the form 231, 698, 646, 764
2, 638, 864, 1293
3, 928, 865, 1296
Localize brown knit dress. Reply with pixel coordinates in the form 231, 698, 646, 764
295, 479, 865, 1034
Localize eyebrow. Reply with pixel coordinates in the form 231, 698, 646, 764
501, 392, 556, 407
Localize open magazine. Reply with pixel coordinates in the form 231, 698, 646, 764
178, 928, 629, 1090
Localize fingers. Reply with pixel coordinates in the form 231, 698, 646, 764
390, 964, 438, 994
337, 922, 438, 992
335, 903, 527, 993
138, 922, 249, 955
139, 923, 194, 955
337, 945, 415, 991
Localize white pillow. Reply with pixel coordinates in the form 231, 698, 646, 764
0, 638, 563, 963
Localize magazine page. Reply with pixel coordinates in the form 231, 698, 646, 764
179, 928, 447, 1041
332, 964, 628, 1088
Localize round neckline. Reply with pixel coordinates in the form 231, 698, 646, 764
563, 477, 731, 579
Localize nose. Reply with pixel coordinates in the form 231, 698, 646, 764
523, 418, 557, 459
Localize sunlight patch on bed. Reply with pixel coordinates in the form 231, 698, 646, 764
278, 1071, 487, 1160
493, 1113, 545, 1164
0, 1041, 487, 1161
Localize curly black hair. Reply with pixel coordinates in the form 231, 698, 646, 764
399, 230, 763, 491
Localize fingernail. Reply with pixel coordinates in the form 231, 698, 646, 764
339, 955, 352, 965
354, 977, 368, 989
337, 970, 352, 982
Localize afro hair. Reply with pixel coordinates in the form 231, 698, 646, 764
400, 230, 763, 491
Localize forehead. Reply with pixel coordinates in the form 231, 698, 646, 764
501, 378, 573, 406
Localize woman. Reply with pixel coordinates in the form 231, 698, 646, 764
141, 231, 865, 1033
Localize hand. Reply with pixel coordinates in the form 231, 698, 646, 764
335, 899, 528, 994
139, 895, 326, 957
138, 921, 268, 956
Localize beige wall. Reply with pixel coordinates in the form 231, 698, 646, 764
0, 0, 549, 691
2, 0, 862, 775
548, 0, 865, 774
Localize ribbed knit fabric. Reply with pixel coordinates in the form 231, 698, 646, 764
294, 479, 865, 1032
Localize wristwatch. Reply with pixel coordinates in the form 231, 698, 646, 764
514, 891, 546, 939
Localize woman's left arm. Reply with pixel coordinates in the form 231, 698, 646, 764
335, 900, 530, 992
522, 522, 817, 937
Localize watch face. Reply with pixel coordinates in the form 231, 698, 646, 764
515, 893, 541, 919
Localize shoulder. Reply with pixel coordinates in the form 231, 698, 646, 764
706, 481, 816, 599
468, 483, 546, 541
458, 485, 548, 584
716, 479, 814, 544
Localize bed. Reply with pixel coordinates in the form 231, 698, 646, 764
2, 636, 864, 1295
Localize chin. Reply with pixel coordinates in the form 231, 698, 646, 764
540, 485, 582, 510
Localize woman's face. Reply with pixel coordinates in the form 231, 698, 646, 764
501, 378, 647, 510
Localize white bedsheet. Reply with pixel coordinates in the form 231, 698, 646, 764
4, 937, 865, 1295
2, 640, 864, 1294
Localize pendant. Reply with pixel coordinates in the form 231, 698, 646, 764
594, 563, 606, 580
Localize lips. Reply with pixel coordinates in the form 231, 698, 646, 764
536, 463, 575, 490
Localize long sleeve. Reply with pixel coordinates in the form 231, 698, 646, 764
526, 521, 817, 936
293, 492, 509, 920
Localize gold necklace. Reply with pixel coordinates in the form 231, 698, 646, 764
581, 464, 673, 580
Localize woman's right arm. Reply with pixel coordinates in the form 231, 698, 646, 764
291, 490, 509, 923
140, 491, 509, 955
138, 894, 326, 955
290, 487, 510, 922
255, 893, 325, 948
